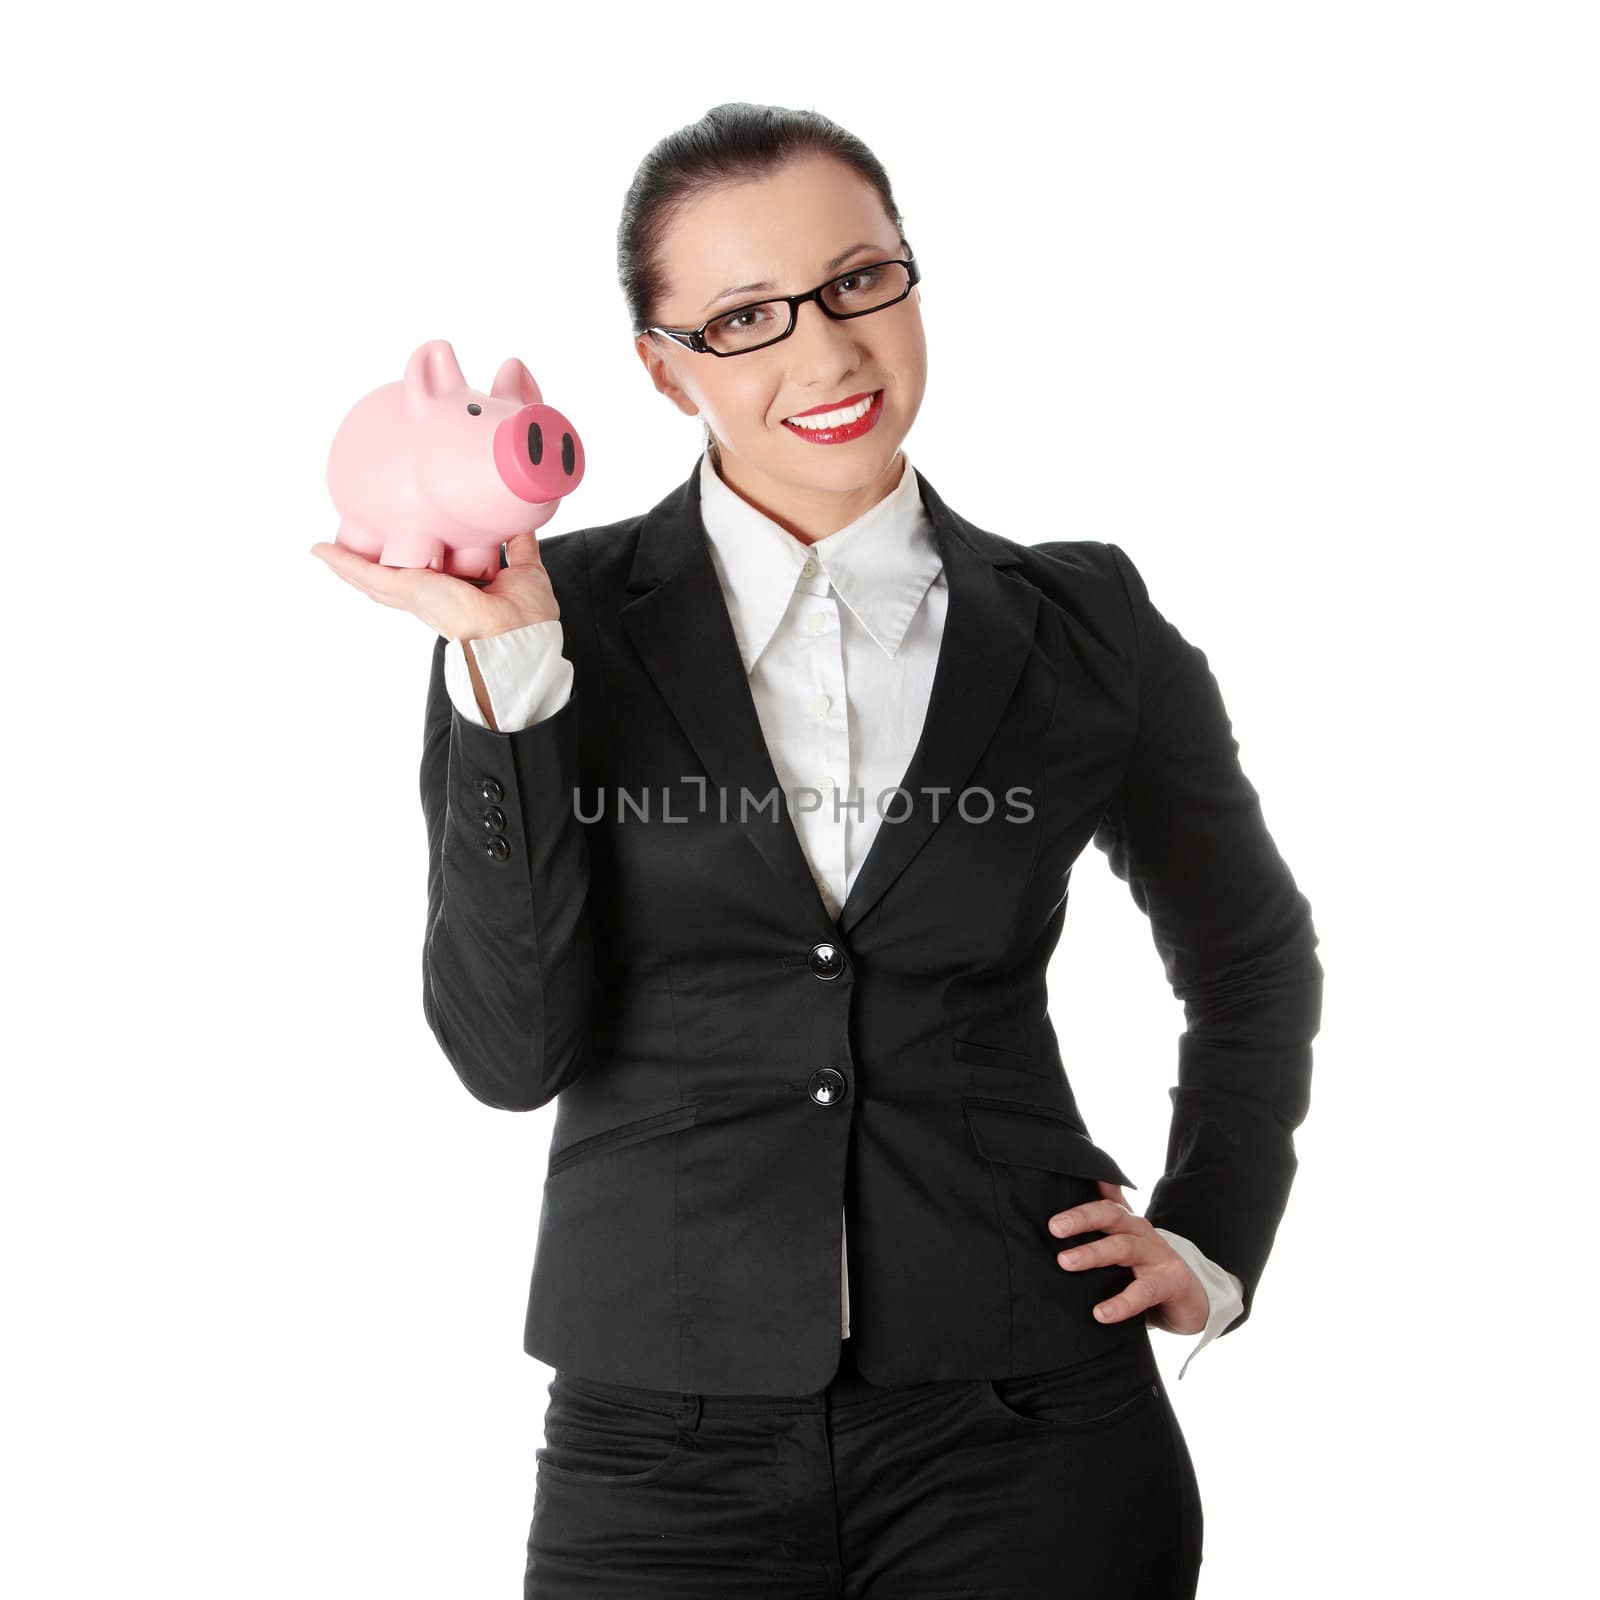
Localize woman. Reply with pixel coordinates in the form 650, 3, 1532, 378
314, 103, 1322, 1598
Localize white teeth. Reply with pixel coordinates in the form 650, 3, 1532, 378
785, 392, 876, 429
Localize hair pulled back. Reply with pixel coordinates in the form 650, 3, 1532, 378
618, 101, 909, 341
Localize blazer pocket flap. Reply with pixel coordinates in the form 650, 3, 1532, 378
963, 1099, 1135, 1188
548, 1103, 700, 1176
953, 1036, 1049, 1075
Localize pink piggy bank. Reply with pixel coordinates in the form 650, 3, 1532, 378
327, 338, 586, 581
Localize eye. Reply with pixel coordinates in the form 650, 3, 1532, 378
834, 270, 880, 296
717, 305, 773, 335
467, 403, 482, 415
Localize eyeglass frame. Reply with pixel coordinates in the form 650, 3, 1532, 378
640, 253, 921, 356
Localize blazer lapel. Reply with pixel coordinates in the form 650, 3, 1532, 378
835, 470, 1038, 936
620, 463, 839, 942
617, 455, 1040, 941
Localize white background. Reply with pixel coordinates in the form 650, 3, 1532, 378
4, 3, 1595, 1593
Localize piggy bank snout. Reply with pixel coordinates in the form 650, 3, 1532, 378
494, 403, 586, 505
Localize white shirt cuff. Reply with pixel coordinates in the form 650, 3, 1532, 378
1153, 1227, 1246, 1380
443, 620, 574, 732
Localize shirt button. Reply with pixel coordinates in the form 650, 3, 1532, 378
818, 776, 835, 792
806, 693, 831, 717
800, 557, 819, 577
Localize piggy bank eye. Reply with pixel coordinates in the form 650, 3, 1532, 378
466, 403, 482, 416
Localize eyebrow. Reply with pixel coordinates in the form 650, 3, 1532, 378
695, 242, 892, 319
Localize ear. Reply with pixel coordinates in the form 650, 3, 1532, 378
490, 357, 543, 407
403, 339, 467, 416
634, 333, 700, 420
632, 332, 661, 378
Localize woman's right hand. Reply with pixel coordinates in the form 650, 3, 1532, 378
309, 531, 559, 642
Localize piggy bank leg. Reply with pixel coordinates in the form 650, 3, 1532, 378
377, 530, 446, 571
443, 545, 498, 583
335, 521, 385, 561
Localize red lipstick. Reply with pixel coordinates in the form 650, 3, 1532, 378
781, 389, 884, 445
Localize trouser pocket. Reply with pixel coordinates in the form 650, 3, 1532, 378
978, 1332, 1163, 1431
536, 1373, 692, 1486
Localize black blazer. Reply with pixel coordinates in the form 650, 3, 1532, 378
419, 453, 1323, 1395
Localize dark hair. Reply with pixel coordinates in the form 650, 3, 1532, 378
617, 101, 910, 341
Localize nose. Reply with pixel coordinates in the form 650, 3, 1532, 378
783, 299, 863, 371
494, 404, 586, 503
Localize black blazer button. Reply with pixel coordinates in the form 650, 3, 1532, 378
477, 776, 504, 804
479, 806, 507, 835
808, 941, 846, 980
808, 1067, 846, 1105
483, 834, 510, 862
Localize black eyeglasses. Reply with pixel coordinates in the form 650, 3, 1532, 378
642, 254, 921, 357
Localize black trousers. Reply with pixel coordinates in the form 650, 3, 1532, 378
525, 1322, 1203, 1597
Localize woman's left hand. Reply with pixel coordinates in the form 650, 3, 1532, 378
1048, 1180, 1209, 1335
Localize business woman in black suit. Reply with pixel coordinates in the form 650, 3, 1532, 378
315, 102, 1322, 1599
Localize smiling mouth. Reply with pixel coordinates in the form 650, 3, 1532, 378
783, 390, 881, 430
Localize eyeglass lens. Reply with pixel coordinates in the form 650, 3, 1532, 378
704, 262, 913, 355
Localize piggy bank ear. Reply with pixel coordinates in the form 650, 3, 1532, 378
403, 339, 469, 415
490, 357, 543, 408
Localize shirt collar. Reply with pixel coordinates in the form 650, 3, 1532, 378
696, 447, 943, 673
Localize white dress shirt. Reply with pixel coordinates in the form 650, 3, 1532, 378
442, 448, 1246, 1378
